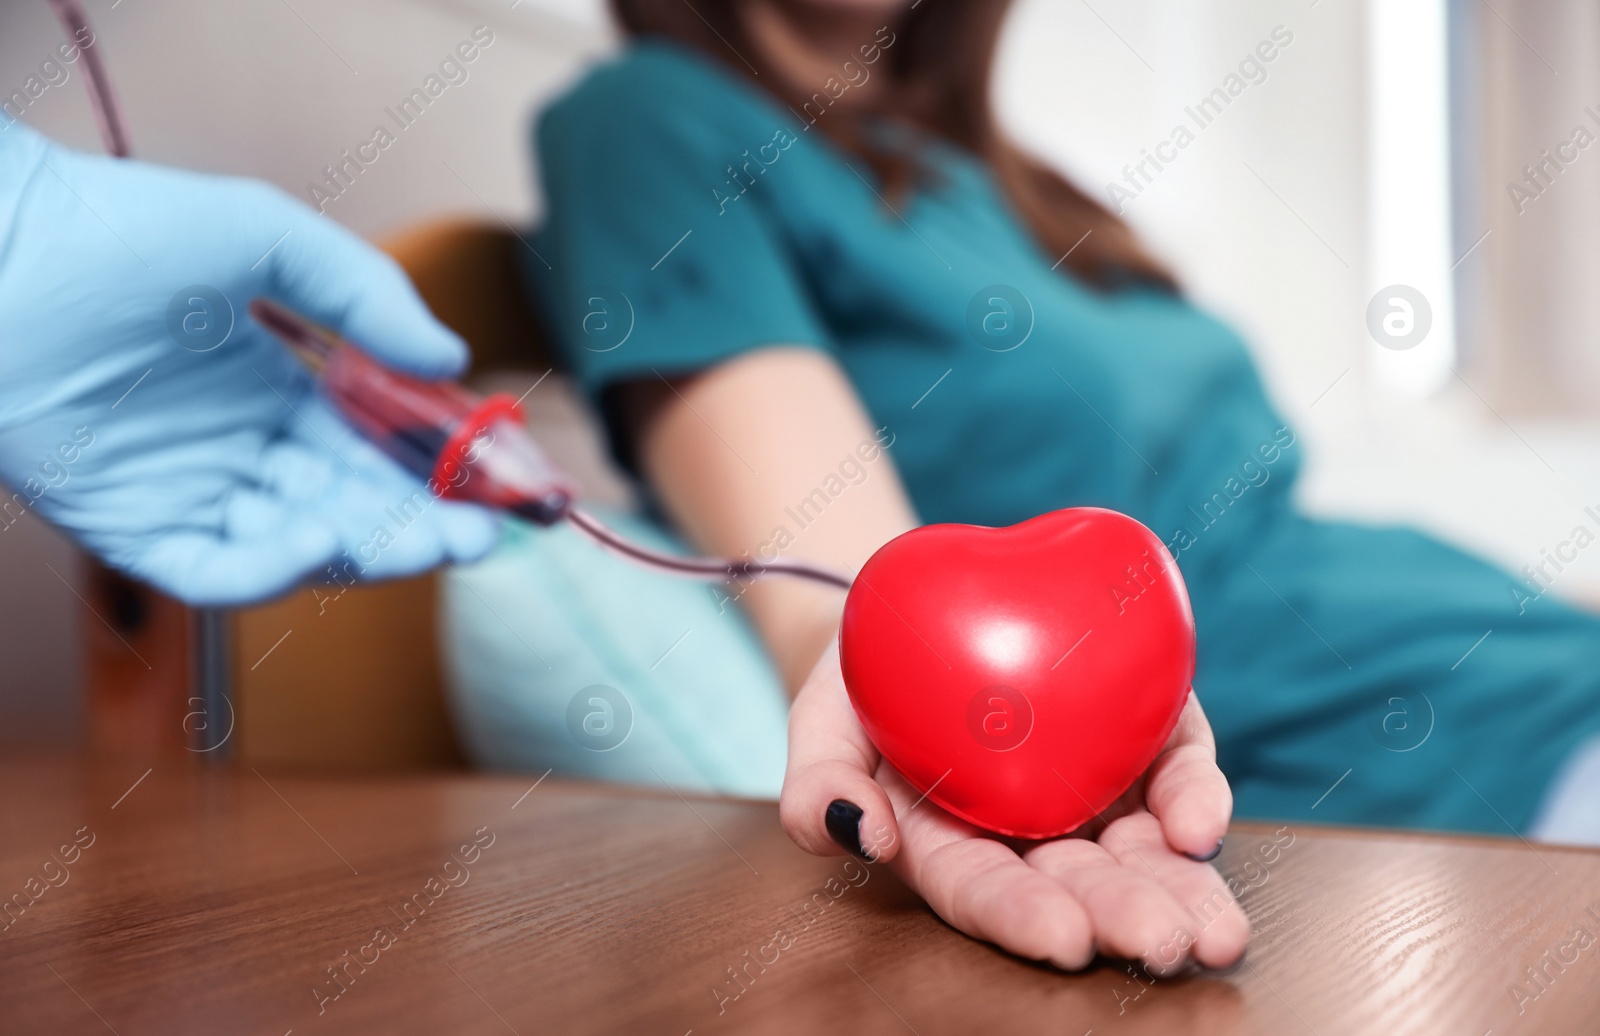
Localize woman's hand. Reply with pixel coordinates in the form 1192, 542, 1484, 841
779, 642, 1250, 974
629, 346, 1247, 969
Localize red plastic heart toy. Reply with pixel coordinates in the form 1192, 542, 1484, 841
839, 507, 1195, 840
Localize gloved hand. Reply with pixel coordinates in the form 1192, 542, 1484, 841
0, 125, 498, 605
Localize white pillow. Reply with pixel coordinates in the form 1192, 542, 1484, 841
439, 507, 789, 799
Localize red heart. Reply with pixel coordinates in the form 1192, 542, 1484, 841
839, 507, 1195, 840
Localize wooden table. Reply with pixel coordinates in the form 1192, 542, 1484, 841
2, 755, 1597, 1035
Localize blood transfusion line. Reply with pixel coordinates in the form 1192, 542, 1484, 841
50, 0, 129, 158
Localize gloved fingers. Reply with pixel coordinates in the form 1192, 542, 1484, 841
431, 497, 503, 561
311, 473, 499, 582
252, 387, 410, 503
256, 193, 468, 379
220, 486, 296, 540
124, 518, 340, 607
255, 397, 500, 575
288, 392, 421, 484
253, 434, 499, 584
255, 438, 339, 504
144, 474, 496, 608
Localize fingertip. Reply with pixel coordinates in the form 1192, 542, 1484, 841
1157, 801, 1229, 860
1050, 931, 1098, 972
329, 246, 467, 379
778, 763, 897, 862
1175, 895, 1249, 971
435, 500, 501, 562
856, 805, 901, 864
1149, 764, 1233, 859
1019, 886, 1095, 970
348, 301, 469, 380
1193, 915, 1252, 971
268, 211, 469, 379
1197, 946, 1249, 976
219, 519, 340, 604
135, 519, 339, 607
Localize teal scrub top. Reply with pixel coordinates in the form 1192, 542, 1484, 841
531, 40, 1600, 834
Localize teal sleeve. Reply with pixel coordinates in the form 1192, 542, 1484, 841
531, 50, 831, 409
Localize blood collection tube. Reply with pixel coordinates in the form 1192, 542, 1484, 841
249, 299, 574, 525
251, 299, 850, 588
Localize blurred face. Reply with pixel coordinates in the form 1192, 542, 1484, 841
791, 0, 912, 10
745, 0, 911, 96
755, 0, 914, 26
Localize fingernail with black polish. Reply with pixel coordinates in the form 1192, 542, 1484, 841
826, 800, 869, 859
1185, 837, 1224, 863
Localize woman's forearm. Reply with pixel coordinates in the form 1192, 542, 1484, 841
633, 347, 918, 690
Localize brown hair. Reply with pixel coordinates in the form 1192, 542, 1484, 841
609, 0, 1176, 292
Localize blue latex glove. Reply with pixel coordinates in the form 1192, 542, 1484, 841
0, 125, 499, 605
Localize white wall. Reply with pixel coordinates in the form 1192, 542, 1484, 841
997, 0, 1367, 445
0, 0, 609, 234
997, 0, 1600, 604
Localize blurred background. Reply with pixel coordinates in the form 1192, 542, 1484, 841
4, 0, 1598, 750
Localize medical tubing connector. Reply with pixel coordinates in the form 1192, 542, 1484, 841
249, 300, 851, 591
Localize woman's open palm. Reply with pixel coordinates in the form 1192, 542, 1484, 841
779, 643, 1250, 974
